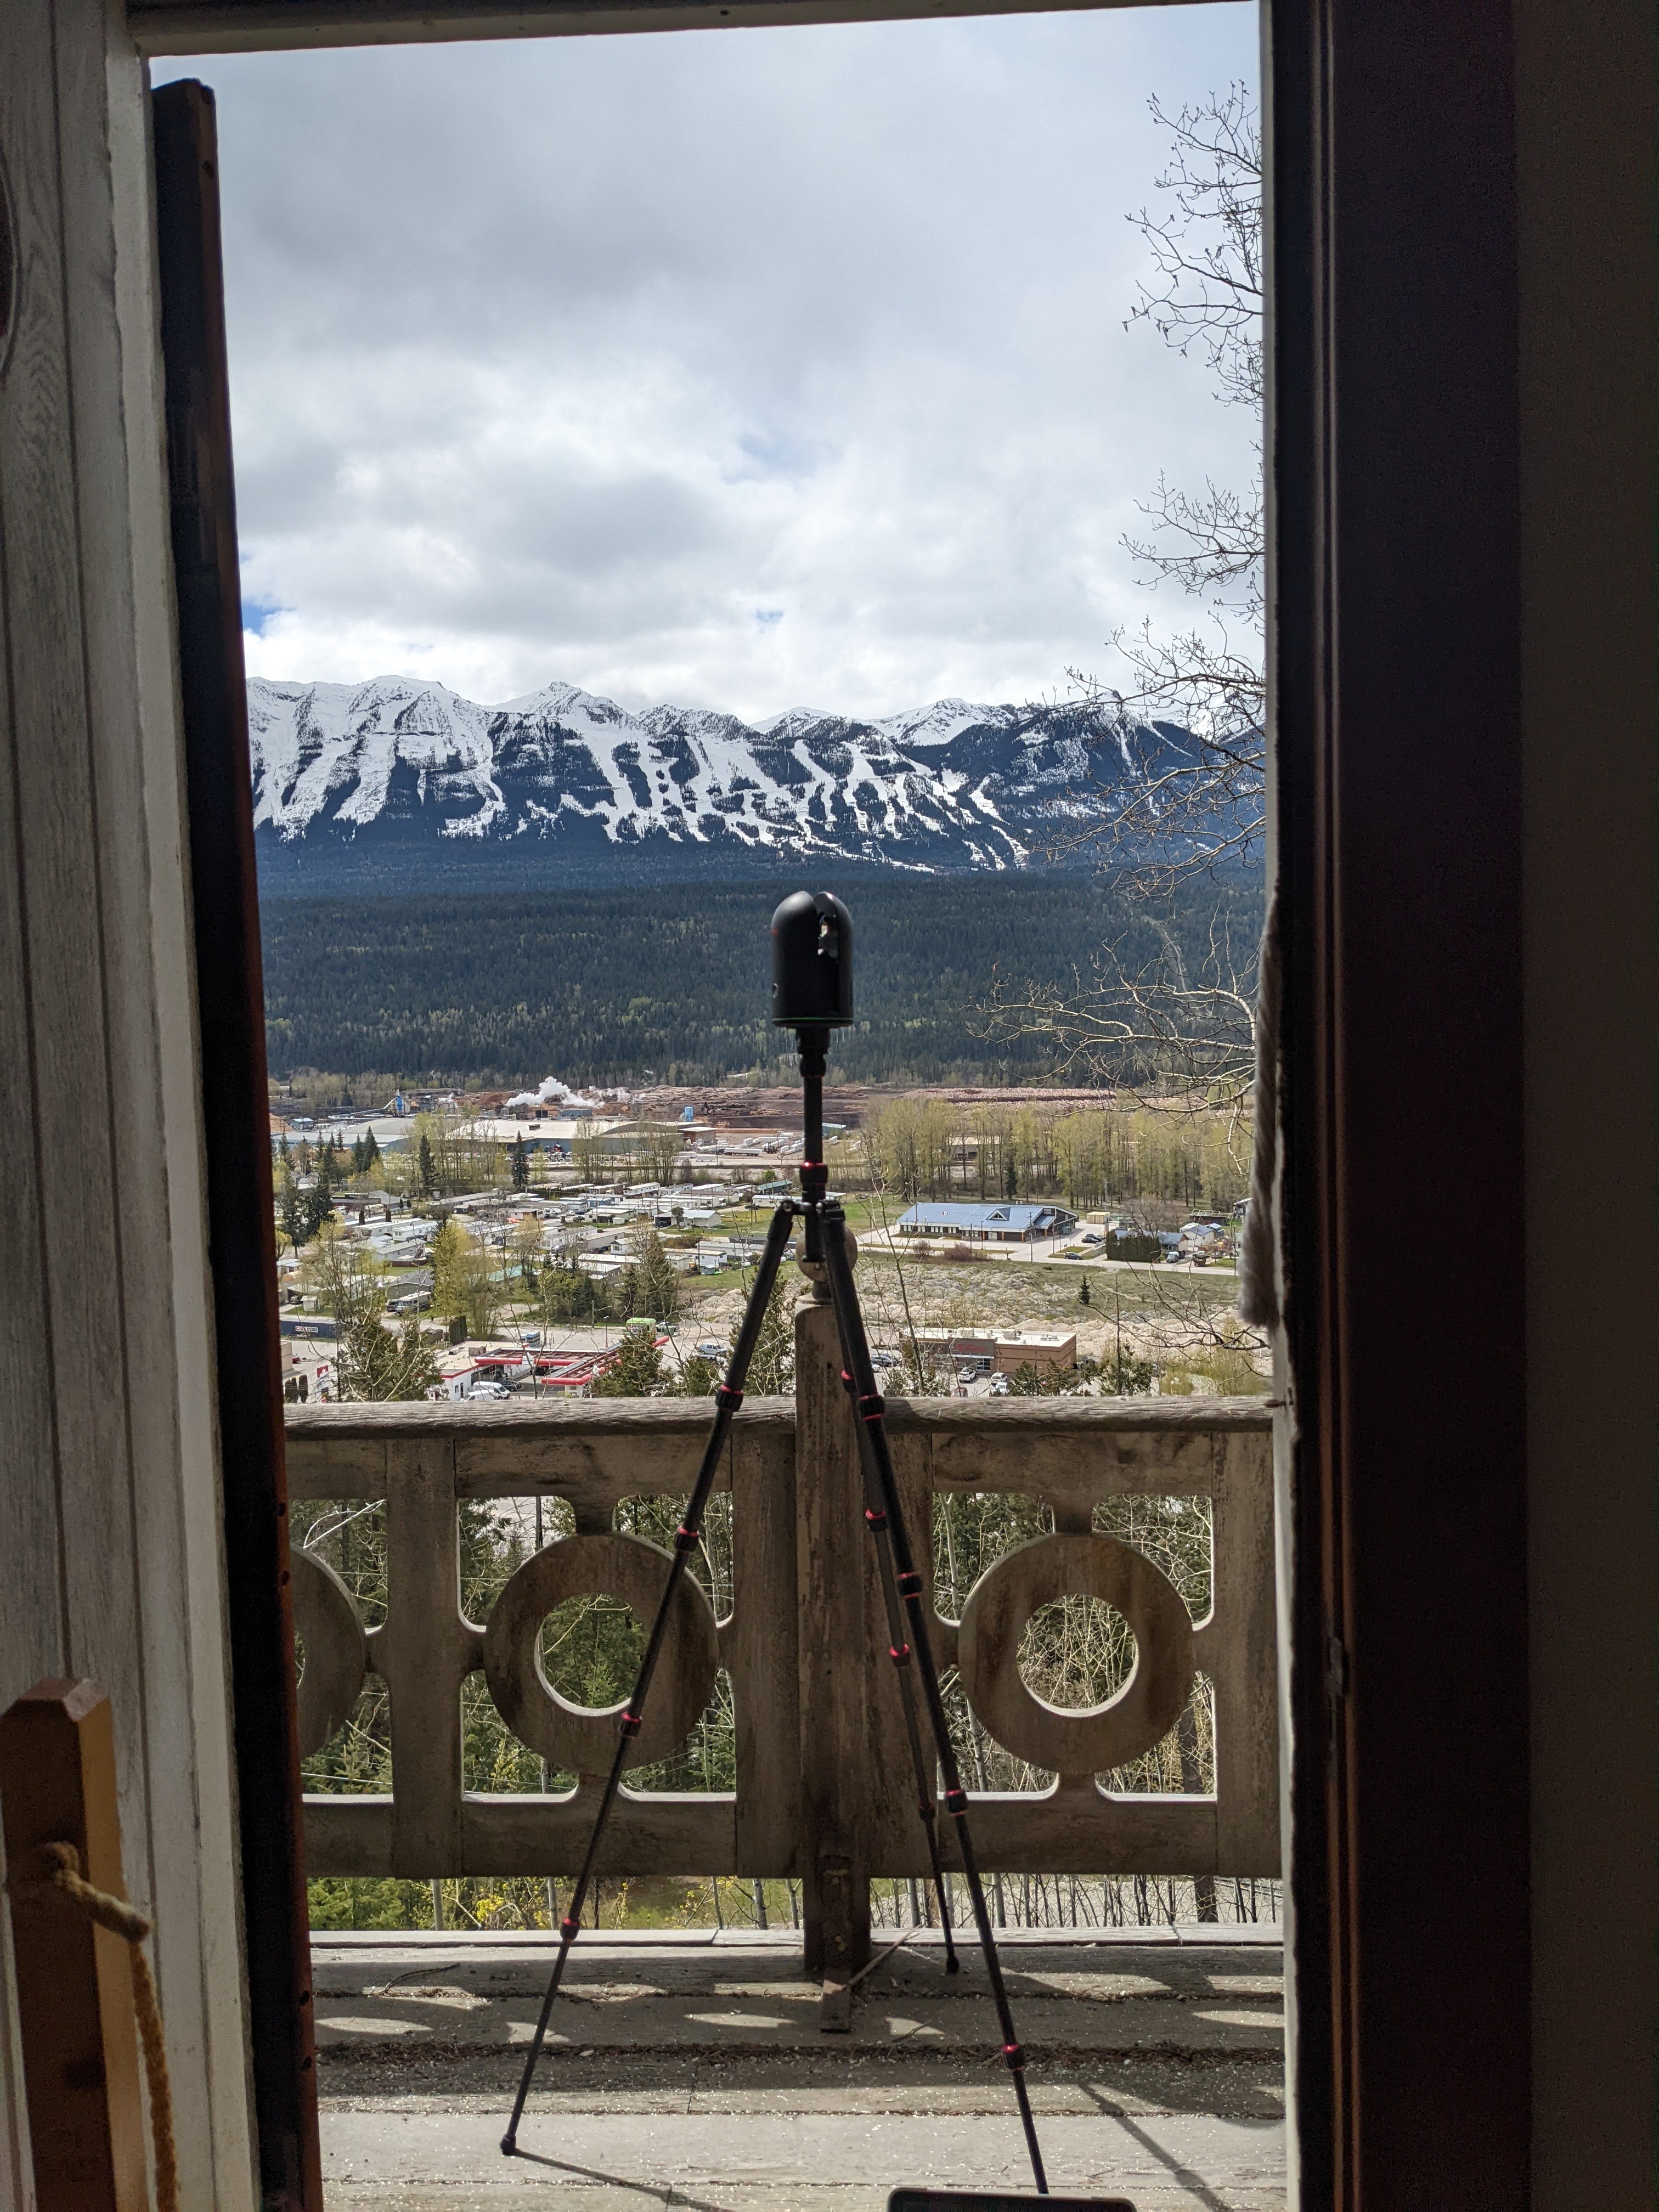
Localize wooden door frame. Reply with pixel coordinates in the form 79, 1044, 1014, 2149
152, 81, 324, 2212
1269, 4, 1528, 2202
138, 4, 1534, 2206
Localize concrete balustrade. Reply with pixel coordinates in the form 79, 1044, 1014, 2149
284, 1294, 1278, 1974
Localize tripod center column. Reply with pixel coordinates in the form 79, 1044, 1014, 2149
794, 1254, 873, 1993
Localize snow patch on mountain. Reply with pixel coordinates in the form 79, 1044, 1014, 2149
247, 674, 1139, 880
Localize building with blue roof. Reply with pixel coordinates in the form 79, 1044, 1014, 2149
894, 1201, 1079, 1244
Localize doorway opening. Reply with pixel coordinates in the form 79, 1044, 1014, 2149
153, 8, 1283, 2203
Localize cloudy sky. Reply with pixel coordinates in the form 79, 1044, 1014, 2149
157, 5, 1256, 722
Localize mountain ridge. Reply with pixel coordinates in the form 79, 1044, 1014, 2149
247, 673, 1153, 892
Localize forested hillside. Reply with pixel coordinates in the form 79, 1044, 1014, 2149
261, 873, 1261, 1088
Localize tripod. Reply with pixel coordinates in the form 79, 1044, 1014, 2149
501, 917, 1049, 2197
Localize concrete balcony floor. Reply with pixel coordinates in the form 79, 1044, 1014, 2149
313, 1926, 1286, 2211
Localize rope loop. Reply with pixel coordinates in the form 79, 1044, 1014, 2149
32, 1843, 177, 2212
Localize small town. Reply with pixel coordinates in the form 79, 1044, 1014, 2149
268, 1079, 1261, 1411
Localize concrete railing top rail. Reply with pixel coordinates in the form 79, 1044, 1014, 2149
286, 1397, 1273, 1439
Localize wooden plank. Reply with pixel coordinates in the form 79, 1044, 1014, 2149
128, 0, 1148, 59
952, 1789, 1220, 1878
379, 1436, 470, 1875
0, 1682, 147, 2212
55, 0, 172, 1945
0, 0, 145, 1848
302, 1792, 740, 1879
816, 1855, 855, 2032
301, 1788, 1244, 1884
884, 1398, 1272, 1439
458, 1445, 715, 1504
730, 1425, 799, 1877
923, 1424, 1236, 1498
153, 80, 319, 2210
0, 0, 66, 1839
300, 1796, 394, 1878
50, 27, 246, 2199
1210, 1432, 1280, 1875
0, 302, 63, 1719
0, 13, 254, 2200
1516, 7, 1659, 2199
283, 1396, 1257, 1447
464, 1791, 736, 1876
287, 1397, 796, 1443
284, 1437, 388, 1498
794, 1295, 870, 1977
1272, 3, 1530, 2195
865, 1431, 940, 1872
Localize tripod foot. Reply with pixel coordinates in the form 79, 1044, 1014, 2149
945, 1952, 962, 1974
500, 2135, 517, 2158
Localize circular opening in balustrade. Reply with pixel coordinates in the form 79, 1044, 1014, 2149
538, 1592, 646, 1713
483, 1530, 721, 1777
1016, 1594, 1136, 1711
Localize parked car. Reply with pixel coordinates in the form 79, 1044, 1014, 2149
465, 1380, 511, 1401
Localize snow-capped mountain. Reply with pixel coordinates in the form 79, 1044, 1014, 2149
247, 674, 1146, 891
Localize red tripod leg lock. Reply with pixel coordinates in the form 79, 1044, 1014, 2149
674, 1523, 700, 1554
896, 1569, 923, 1598
857, 1392, 885, 1423
560, 1917, 580, 1943
865, 1506, 888, 1531
619, 1711, 643, 1738
715, 1384, 744, 1411
944, 1787, 969, 1818
889, 1642, 912, 1667
1003, 2042, 1026, 2070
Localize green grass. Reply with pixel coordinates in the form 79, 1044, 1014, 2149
307, 1873, 803, 1934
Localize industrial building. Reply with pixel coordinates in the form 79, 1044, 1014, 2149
912, 1328, 1078, 1374
452, 1114, 634, 1159
894, 1201, 1080, 1244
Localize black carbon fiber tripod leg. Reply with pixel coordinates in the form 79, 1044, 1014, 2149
819, 1207, 1049, 2197
838, 1362, 961, 1971
501, 1200, 798, 2157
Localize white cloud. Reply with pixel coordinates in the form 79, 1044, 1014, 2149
161, 5, 1258, 720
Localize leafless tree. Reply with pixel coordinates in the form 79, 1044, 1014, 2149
987, 88, 1264, 1118
1086, 81, 1263, 890
989, 907, 1261, 1125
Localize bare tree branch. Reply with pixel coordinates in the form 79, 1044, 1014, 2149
1125, 83, 1262, 413
979, 904, 1260, 1146
989, 87, 1265, 1109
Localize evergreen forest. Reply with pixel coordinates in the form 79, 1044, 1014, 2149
260, 872, 1261, 1088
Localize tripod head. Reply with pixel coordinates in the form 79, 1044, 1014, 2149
770, 889, 853, 1235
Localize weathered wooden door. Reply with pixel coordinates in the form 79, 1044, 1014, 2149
152, 78, 323, 2212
